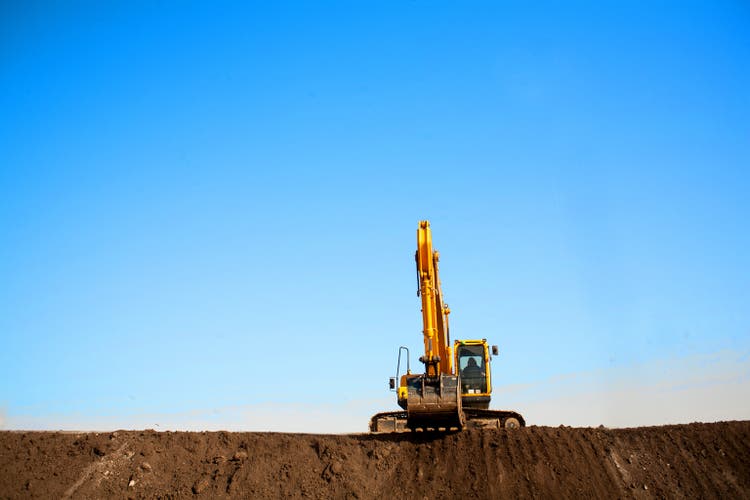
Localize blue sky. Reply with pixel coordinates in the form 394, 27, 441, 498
1, 1, 749, 431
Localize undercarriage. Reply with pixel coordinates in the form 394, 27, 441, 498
369, 408, 525, 433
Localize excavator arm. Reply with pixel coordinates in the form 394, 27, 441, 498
384, 221, 465, 431
415, 220, 453, 378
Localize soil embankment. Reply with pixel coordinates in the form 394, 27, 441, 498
1, 421, 748, 498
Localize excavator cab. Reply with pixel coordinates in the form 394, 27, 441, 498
456, 340, 493, 409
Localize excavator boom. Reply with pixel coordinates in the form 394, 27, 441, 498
415, 221, 453, 376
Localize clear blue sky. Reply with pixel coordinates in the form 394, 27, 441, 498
1, 2, 749, 429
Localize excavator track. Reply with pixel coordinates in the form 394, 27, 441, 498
369, 408, 525, 433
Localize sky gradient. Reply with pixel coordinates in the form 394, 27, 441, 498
1, 1, 749, 431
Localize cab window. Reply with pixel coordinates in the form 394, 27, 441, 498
457, 345, 486, 394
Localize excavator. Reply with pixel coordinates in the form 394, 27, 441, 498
370, 221, 525, 432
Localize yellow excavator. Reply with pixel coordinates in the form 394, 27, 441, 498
370, 221, 525, 432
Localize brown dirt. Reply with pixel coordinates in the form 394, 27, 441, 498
1, 421, 748, 499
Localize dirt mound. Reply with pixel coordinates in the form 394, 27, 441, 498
1, 421, 748, 499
